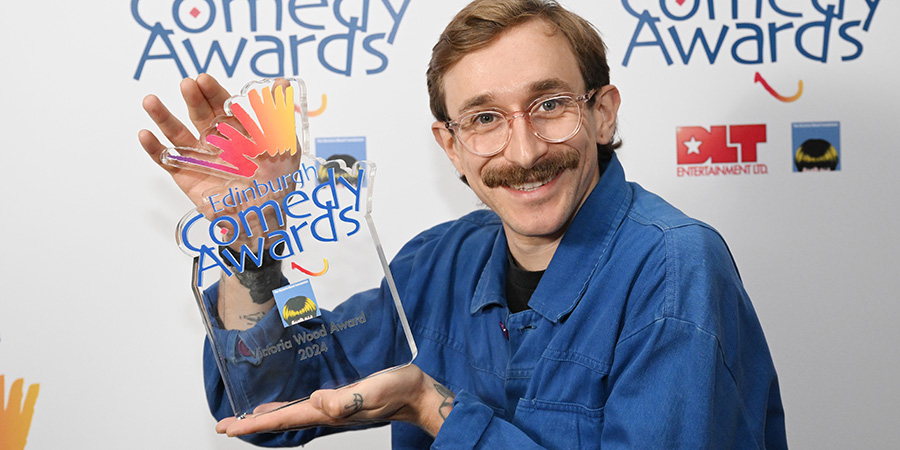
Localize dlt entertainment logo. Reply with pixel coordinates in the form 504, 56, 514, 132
676, 124, 768, 176
132, 0, 411, 80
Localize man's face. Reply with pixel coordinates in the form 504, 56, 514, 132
433, 19, 620, 248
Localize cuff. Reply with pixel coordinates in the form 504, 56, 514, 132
431, 391, 494, 449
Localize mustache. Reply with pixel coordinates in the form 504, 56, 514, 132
481, 150, 580, 188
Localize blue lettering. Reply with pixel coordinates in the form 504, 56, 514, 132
283, 190, 312, 219
181, 213, 205, 253
183, 38, 247, 76
334, 0, 370, 32
134, 0, 407, 78
838, 20, 863, 61
221, 0, 236, 32
248, 0, 284, 32
337, 166, 364, 212
660, 0, 700, 21
767, 0, 802, 19
767, 22, 794, 62
209, 194, 224, 213
668, 25, 729, 64
381, 0, 410, 43
863, 0, 880, 31
131, 0, 155, 30
313, 168, 340, 210
134, 23, 188, 80
813, 0, 844, 20
288, 0, 327, 30
290, 34, 317, 76
289, 222, 309, 253
238, 200, 285, 237
622, 11, 673, 66
311, 207, 338, 242
220, 238, 267, 271
731, 23, 763, 64
250, 35, 286, 77
210, 216, 240, 246
318, 17, 360, 76
267, 230, 295, 259
339, 205, 360, 237
796, 4, 836, 63
197, 245, 232, 287
363, 33, 389, 74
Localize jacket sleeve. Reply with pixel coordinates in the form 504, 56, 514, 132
598, 224, 786, 449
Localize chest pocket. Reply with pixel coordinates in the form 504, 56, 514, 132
514, 398, 605, 449
511, 349, 610, 449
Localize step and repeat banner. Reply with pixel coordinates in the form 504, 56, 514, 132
1, 1, 897, 448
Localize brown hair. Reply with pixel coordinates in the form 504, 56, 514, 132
427, 0, 621, 156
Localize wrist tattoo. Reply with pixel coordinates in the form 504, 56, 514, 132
221, 246, 284, 304
434, 384, 455, 420
233, 260, 282, 304
345, 393, 364, 414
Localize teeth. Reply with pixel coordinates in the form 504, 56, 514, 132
509, 179, 550, 192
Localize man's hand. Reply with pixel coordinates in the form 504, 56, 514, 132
139, 75, 300, 212
139, 74, 235, 208
215, 364, 455, 438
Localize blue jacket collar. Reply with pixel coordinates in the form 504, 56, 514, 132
470, 154, 632, 322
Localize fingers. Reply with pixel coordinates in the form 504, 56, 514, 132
215, 416, 238, 434
142, 94, 199, 148
218, 400, 332, 436
181, 78, 215, 134
183, 75, 231, 135
138, 129, 169, 167
197, 73, 233, 115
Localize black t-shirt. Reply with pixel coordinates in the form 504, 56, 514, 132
505, 251, 544, 313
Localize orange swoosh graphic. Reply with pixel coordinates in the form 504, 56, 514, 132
291, 259, 329, 276
297, 94, 328, 117
754, 72, 803, 103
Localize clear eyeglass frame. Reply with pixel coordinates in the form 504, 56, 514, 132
444, 90, 596, 157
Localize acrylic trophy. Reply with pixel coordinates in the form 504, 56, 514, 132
164, 78, 416, 419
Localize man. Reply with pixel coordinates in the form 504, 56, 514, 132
140, 0, 786, 448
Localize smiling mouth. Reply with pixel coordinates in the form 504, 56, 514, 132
507, 176, 553, 192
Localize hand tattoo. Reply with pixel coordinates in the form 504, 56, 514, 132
434, 384, 455, 420
345, 393, 364, 414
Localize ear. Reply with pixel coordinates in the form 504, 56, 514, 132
432, 121, 465, 173
590, 85, 621, 145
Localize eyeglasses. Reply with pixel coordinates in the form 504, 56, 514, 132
445, 91, 596, 157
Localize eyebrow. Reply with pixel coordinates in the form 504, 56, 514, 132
454, 78, 578, 116
529, 78, 574, 94
457, 94, 495, 115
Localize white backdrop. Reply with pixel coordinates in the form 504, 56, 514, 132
1, 1, 898, 449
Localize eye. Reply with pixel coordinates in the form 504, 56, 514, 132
460, 111, 501, 131
538, 99, 560, 112
476, 113, 496, 125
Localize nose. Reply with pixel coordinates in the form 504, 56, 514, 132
503, 113, 548, 169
